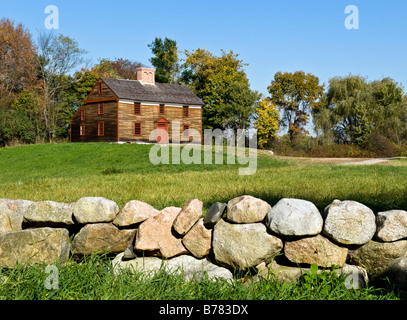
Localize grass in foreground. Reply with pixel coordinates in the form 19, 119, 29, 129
0, 254, 400, 300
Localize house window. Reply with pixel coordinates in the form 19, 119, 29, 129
80, 124, 85, 136
134, 122, 142, 136
98, 121, 104, 136
159, 104, 165, 115
183, 106, 189, 118
182, 124, 190, 137
80, 109, 85, 121
134, 102, 141, 115
98, 82, 103, 95
98, 103, 104, 115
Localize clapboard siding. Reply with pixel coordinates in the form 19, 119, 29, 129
71, 102, 118, 142
118, 102, 202, 143
85, 79, 117, 102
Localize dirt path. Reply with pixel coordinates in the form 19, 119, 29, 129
339, 158, 395, 165
273, 154, 401, 165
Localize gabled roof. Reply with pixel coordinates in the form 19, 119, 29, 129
101, 77, 204, 106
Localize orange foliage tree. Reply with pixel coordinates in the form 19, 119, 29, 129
0, 18, 37, 100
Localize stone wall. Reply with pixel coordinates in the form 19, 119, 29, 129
1, 195, 407, 288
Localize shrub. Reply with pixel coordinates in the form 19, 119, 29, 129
272, 135, 374, 158
398, 144, 407, 157
308, 143, 373, 158
0, 108, 36, 147
366, 132, 399, 157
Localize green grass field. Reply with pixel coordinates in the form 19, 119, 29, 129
0, 142, 406, 213
0, 142, 406, 300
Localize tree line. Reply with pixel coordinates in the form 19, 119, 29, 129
1, 17, 406, 156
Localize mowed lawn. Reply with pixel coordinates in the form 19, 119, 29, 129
0, 142, 406, 213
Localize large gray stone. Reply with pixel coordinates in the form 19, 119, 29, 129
113, 200, 159, 227
265, 198, 323, 236
322, 200, 376, 245
284, 234, 348, 267
375, 210, 407, 242
348, 239, 407, 277
203, 202, 227, 229
0, 227, 70, 267
256, 261, 367, 288
380, 257, 407, 291
112, 253, 233, 282
212, 219, 283, 270
166, 255, 234, 282
73, 197, 119, 224
0, 199, 33, 234
259, 260, 308, 283
23, 201, 74, 225
341, 264, 369, 289
226, 195, 271, 224
71, 223, 136, 255
113, 254, 165, 277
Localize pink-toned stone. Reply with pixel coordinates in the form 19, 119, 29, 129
113, 200, 160, 227
182, 219, 212, 258
135, 207, 188, 258
227, 195, 271, 223
172, 199, 203, 236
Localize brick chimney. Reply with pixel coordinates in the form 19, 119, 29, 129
136, 68, 155, 84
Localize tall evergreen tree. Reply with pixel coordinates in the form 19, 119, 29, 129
148, 37, 179, 83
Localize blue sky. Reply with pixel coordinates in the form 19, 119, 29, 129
2, 0, 407, 96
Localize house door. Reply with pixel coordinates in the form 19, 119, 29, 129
156, 122, 169, 143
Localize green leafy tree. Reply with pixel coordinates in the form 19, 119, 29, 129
221, 82, 260, 130
148, 37, 179, 83
71, 70, 99, 106
324, 75, 372, 146
312, 99, 335, 146
181, 48, 259, 130
318, 75, 407, 149
267, 71, 324, 143
254, 98, 280, 149
0, 108, 36, 146
92, 59, 120, 79
369, 77, 407, 146
12, 89, 43, 141
52, 69, 101, 139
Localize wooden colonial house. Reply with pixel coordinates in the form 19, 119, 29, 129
70, 68, 204, 143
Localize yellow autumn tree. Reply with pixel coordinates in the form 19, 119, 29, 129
254, 98, 280, 149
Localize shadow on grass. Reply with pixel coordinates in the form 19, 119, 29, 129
203, 190, 407, 215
